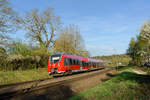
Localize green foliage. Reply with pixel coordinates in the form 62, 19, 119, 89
0, 42, 50, 71
0, 47, 7, 70
127, 21, 150, 66
53, 24, 90, 57
94, 54, 131, 67
8, 42, 31, 56
0, 0, 18, 45
30, 46, 50, 69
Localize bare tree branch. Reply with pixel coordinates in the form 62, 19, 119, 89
20, 8, 61, 49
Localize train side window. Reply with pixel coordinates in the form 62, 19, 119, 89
71, 59, 74, 65
70, 58, 73, 65
73, 59, 76, 65
75, 59, 78, 65
99, 63, 101, 66
74, 59, 77, 65
87, 62, 89, 66
89, 62, 91, 66
84, 62, 86, 66
91, 62, 93, 66
76, 60, 79, 65
73, 59, 75, 65
66, 58, 71, 65
78, 60, 81, 65
82, 61, 84, 66
71, 59, 75, 65
77, 60, 79, 65
92, 62, 94, 66
88, 62, 90, 66
82, 61, 85, 66
85, 62, 87, 66
86, 62, 88, 67
84, 61, 86, 66
64, 58, 69, 65
94, 63, 96, 67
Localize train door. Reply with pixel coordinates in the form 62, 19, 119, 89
80, 60, 83, 71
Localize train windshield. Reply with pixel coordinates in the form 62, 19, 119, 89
50, 54, 61, 63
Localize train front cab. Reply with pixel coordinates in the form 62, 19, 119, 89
47, 55, 83, 75
47, 54, 66, 75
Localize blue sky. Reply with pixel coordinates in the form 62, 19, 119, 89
10, 0, 150, 56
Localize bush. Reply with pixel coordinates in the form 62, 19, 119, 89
30, 47, 50, 68
7, 54, 24, 70
6, 54, 43, 70
0, 47, 7, 70
0, 43, 50, 71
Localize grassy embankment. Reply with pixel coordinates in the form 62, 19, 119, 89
69, 66, 150, 100
0, 68, 51, 86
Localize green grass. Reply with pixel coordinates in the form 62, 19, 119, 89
0, 68, 51, 86
69, 67, 150, 100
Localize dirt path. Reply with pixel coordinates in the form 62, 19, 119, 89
132, 69, 147, 75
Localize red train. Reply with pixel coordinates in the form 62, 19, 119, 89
47, 53, 105, 75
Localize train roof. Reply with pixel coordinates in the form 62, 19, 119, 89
62, 53, 103, 63
51, 52, 104, 63
63, 54, 84, 60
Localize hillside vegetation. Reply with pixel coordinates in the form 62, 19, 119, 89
94, 54, 131, 67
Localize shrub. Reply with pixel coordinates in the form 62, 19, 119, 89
30, 47, 50, 68
7, 54, 24, 70
0, 47, 7, 70
0, 42, 51, 71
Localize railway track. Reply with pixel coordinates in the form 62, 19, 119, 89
0, 67, 115, 100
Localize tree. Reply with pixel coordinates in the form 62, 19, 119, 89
53, 25, 90, 56
136, 21, 150, 65
127, 37, 136, 63
53, 26, 76, 53
127, 21, 150, 66
139, 21, 150, 43
0, 0, 19, 46
8, 41, 31, 56
80, 51, 90, 57
21, 8, 61, 49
